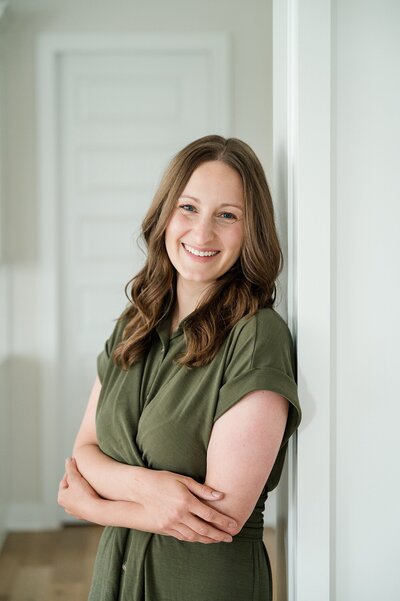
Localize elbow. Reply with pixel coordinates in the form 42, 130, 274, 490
72, 441, 96, 458
72, 441, 84, 457
218, 505, 251, 535
232, 512, 251, 534
226, 501, 259, 535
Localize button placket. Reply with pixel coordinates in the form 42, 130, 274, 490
144, 341, 167, 407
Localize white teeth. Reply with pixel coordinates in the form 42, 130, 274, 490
183, 244, 219, 257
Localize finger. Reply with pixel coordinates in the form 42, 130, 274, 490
170, 524, 220, 545
65, 457, 78, 478
165, 528, 185, 541
191, 499, 238, 535
184, 514, 233, 543
69, 457, 83, 476
59, 473, 68, 489
184, 479, 224, 501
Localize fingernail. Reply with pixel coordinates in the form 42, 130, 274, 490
229, 521, 237, 528
65, 457, 70, 465
211, 491, 222, 497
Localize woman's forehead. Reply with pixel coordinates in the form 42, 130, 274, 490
180, 162, 244, 205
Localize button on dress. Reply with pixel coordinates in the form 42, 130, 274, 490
87, 307, 301, 601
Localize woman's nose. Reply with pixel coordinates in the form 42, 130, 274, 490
191, 216, 215, 243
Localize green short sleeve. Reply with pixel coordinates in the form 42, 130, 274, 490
97, 318, 126, 384
214, 308, 302, 491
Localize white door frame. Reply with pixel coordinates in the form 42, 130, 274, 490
36, 33, 230, 529
273, 1, 334, 600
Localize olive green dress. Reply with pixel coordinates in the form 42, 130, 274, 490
88, 307, 301, 601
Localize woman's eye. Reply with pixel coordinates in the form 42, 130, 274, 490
219, 212, 237, 221
178, 204, 196, 213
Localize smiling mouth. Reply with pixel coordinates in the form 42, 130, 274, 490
182, 243, 220, 257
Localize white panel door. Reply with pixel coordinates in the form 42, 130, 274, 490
54, 39, 230, 520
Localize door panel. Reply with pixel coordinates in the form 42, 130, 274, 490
55, 41, 229, 520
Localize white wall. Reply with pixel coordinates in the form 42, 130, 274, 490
0, 8, 11, 550
288, 1, 400, 599
2, 0, 274, 526
334, 1, 400, 598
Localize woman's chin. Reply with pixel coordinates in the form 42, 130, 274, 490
177, 272, 217, 287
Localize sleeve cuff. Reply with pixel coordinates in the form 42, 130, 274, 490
97, 350, 108, 385
214, 366, 301, 442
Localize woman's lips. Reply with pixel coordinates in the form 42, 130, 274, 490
181, 242, 220, 260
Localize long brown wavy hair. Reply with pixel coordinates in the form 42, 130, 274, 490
113, 134, 283, 369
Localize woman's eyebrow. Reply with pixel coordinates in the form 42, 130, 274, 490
179, 194, 200, 202
179, 195, 243, 210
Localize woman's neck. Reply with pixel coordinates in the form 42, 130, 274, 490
171, 277, 212, 332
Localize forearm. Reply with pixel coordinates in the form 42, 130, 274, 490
73, 443, 149, 503
59, 457, 238, 544
84, 496, 158, 531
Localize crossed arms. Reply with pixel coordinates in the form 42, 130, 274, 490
58, 375, 288, 544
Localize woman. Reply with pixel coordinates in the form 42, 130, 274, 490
58, 134, 301, 601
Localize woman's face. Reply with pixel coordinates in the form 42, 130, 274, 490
165, 160, 244, 291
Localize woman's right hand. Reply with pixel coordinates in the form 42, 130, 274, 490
137, 469, 239, 544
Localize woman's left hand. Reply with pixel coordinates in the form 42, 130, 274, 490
58, 457, 101, 520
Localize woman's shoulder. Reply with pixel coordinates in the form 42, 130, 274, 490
231, 307, 292, 342
102, 313, 129, 355
222, 307, 294, 367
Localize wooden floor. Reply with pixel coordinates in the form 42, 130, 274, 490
0, 526, 276, 601
0, 526, 103, 600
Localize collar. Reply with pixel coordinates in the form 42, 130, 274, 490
155, 313, 185, 346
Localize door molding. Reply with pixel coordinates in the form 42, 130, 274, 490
36, 32, 231, 528
273, 1, 334, 600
